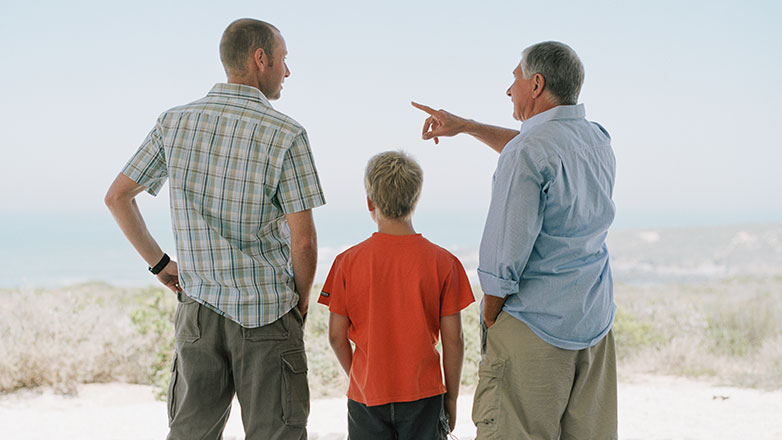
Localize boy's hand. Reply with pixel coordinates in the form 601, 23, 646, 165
444, 393, 457, 432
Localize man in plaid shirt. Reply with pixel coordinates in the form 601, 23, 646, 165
105, 19, 324, 440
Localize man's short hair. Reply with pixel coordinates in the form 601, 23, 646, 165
364, 151, 423, 220
522, 41, 584, 105
220, 18, 278, 76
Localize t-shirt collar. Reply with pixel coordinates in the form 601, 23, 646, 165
208, 83, 272, 107
519, 104, 586, 135
371, 232, 423, 241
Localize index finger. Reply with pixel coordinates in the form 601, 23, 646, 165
411, 101, 437, 115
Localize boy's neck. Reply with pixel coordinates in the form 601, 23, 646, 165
376, 216, 417, 236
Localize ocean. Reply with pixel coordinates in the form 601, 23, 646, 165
2, 212, 780, 289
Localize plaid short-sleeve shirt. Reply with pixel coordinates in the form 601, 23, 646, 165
122, 83, 326, 327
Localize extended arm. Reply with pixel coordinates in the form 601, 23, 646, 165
440, 312, 465, 431
328, 312, 353, 376
411, 102, 519, 153
105, 173, 180, 293
285, 209, 318, 316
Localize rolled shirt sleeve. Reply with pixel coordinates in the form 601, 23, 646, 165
276, 130, 326, 214
121, 120, 168, 195
478, 142, 547, 298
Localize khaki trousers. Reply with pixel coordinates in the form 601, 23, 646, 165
167, 294, 309, 440
472, 312, 617, 440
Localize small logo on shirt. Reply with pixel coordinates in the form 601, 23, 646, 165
320, 291, 330, 297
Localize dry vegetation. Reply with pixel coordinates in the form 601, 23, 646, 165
0, 283, 170, 394
614, 276, 782, 389
1, 276, 781, 398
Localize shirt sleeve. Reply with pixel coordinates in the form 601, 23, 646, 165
478, 144, 547, 298
121, 120, 168, 196
318, 255, 348, 316
440, 254, 476, 317
277, 130, 326, 214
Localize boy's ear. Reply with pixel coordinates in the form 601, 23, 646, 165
366, 197, 375, 212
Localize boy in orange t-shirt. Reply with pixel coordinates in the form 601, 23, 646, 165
318, 151, 475, 439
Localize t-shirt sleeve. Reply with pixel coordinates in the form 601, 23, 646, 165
440, 254, 475, 317
121, 120, 168, 196
318, 255, 348, 316
277, 130, 326, 214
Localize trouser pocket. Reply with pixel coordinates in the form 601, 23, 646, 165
167, 352, 178, 424
174, 301, 201, 343
472, 358, 505, 437
281, 349, 310, 426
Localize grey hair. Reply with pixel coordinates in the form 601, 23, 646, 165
521, 41, 584, 105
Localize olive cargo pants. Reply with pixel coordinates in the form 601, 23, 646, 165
167, 294, 309, 440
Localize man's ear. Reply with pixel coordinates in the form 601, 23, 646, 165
252, 47, 267, 72
532, 73, 546, 98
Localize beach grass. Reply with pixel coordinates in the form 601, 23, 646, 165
1, 276, 781, 398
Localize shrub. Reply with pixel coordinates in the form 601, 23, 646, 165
706, 293, 776, 357
612, 306, 663, 360
0, 284, 152, 394
129, 287, 176, 400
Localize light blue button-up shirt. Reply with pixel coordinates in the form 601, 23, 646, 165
478, 104, 616, 350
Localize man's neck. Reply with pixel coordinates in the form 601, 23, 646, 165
226, 76, 260, 90
523, 96, 560, 121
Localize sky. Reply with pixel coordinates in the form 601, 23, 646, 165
0, 0, 781, 285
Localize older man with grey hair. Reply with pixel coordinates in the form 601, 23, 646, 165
413, 41, 617, 439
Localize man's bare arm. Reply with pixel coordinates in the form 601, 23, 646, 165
285, 209, 318, 316
105, 173, 180, 293
411, 101, 519, 153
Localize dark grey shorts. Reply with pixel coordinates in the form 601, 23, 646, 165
347, 394, 448, 440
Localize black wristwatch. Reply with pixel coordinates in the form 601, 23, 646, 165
149, 253, 171, 275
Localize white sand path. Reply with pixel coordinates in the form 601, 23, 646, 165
1, 374, 781, 439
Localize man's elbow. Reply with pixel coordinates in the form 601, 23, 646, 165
104, 188, 122, 210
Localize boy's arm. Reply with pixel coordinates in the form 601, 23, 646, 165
328, 312, 353, 376
441, 312, 465, 432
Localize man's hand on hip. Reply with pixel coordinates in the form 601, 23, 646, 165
157, 260, 181, 294
482, 293, 506, 328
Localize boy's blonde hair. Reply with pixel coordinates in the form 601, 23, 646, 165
364, 151, 423, 220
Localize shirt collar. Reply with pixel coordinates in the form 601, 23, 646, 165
519, 104, 586, 134
207, 83, 272, 107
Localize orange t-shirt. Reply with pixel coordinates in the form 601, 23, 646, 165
318, 233, 475, 406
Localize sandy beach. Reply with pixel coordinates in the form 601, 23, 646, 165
1, 374, 781, 440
